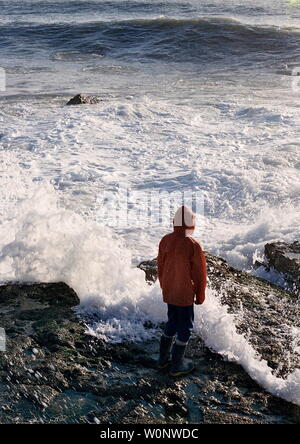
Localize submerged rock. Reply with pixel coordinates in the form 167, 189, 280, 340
0, 264, 299, 423
265, 241, 300, 286
66, 94, 101, 106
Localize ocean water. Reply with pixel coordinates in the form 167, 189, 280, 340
0, 0, 300, 405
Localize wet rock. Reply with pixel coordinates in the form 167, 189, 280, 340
138, 252, 300, 377
65, 94, 101, 106
0, 270, 299, 424
18, 384, 59, 410
0, 282, 79, 307
265, 241, 300, 285
139, 259, 158, 284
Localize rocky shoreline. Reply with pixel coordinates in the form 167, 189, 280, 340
0, 246, 299, 424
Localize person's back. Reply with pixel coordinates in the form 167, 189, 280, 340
158, 228, 206, 307
157, 205, 207, 376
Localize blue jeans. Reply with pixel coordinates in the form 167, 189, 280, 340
163, 304, 194, 343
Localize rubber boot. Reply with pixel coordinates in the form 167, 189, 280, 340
157, 334, 174, 369
169, 341, 194, 377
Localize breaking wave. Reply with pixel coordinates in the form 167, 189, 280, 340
0, 182, 299, 406
2, 17, 300, 64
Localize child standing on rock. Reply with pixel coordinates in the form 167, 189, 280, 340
157, 205, 207, 376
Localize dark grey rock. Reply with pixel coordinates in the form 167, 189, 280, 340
66, 94, 101, 106
265, 241, 300, 283
0, 262, 299, 424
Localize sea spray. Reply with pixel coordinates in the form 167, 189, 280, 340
0, 183, 149, 302
194, 289, 300, 405
0, 184, 299, 406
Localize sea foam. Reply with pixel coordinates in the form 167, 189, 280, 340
0, 183, 299, 406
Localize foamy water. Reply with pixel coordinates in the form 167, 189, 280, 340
0, 0, 300, 407
1, 95, 299, 268
0, 181, 299, 406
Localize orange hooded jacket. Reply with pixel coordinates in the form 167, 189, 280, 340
157, 206, 207, 307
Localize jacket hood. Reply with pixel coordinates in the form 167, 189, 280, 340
173, 206, 195, 236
